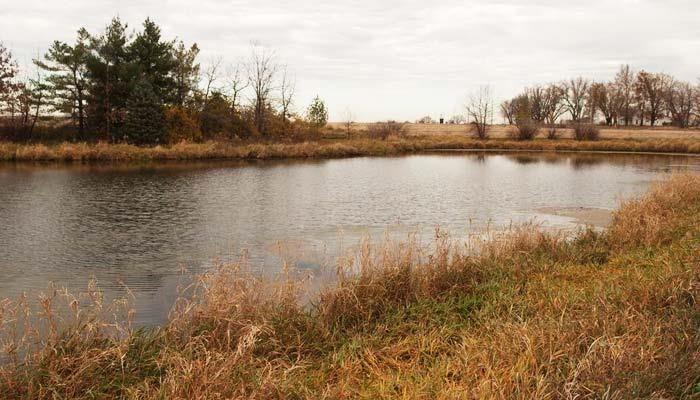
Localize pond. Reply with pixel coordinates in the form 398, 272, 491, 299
1, 152, 698, 325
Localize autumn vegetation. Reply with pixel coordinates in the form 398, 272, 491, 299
1, 136, 699, 163
498, 66, 700, 141
1, 17, 699, 160
0, 18, 329, 145
0, 174, 698, 398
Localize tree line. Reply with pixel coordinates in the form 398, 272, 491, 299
0, 18, 329, 144
501, 65, 700, 132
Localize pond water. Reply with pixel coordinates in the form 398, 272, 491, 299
0, 152, 698, 326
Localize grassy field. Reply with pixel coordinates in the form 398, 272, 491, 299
1, 134, 700, 163
329, 122, 700, 140
0, 174, 699, 399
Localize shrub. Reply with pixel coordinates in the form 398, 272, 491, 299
469, 122, 489, 140
574, 123, 600, 141
512, 119, 539, 141
546, 127, 560, 140
368, 121, 407, 140
200, 93, 234, 139
165, 106, 202, 143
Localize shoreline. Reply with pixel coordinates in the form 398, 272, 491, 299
1, 136, 700, 164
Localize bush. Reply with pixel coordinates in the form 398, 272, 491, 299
368, 121, 407, 140
267, 118, 321, 142
165, 106, 202, 143
469, 122, 489, 140
546, 127, 560, 140
574, 124, 600, 141
200, 93, 234, 139
516, 121, 539, 140
510, 119, 539, 141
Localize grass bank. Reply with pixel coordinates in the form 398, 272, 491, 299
1, 136, 700, 163
1, 175, 699, 398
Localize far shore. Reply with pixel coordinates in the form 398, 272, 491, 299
329, 122, 700, 140
2, 132, 700, 164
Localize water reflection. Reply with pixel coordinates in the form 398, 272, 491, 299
0, 152, 698, 326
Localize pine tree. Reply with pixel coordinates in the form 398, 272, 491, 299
0, 42, 18, 97
84, 18, 135, 141
124, 79, 166, 145
130, 18, 177, 102
307, 95, 328, 128
34, 33, 90, 140
172, 41, 200, 107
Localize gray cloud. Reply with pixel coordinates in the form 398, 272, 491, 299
1, 0, 698, 121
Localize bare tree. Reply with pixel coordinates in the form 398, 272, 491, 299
247, 45, 278, 135
226, 63, 248, 113
450, 114, 466, 124
589, 82, 621, 126
562, 77, 590, 123
635, 71, 670, 126
500, 99, 517, 125
527, 86, 546, 123
279, 65, 295, 127
342, 107, 356, 136
202, 57, 222, 106
614, 65, 636, 126
466, 86, 493, 139
538, 83, 567, 137
585, 82, 602, 123
540, 83, 567, 124
665, 80, 695, 128
27, 71, 48, 138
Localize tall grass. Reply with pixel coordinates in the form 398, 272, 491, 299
1, 136, 699, 164
0, 175, 699, 398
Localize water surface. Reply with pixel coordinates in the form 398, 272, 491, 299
1, 152, 698, 325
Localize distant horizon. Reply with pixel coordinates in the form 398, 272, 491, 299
2, 0, 698, 122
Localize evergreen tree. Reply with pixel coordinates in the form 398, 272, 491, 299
130, 19, 177, 102
34, 32, 90, 140
84, 18, 136, 141
172, 41, 200, 107
0, 42, 18, 97
0, 42, 20, 120
124, 79, 166, 145
307, 95, 328, 128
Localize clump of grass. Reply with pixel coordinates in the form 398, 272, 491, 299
0, 175, 699, 398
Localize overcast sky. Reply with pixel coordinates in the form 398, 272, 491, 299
1, 0, 699, 121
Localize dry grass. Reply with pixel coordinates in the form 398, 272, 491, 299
329, 122, 700, 140
1, 135, 700, 164
0, 175, 699, 399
